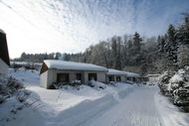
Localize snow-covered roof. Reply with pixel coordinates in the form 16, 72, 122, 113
0, 29, 5, 34
107, 69, 140, 77
107, 69, 127, 76
125, 72, 140, 77
10, 61, 42, 66
146, 74, 160, 77
44, 60, 108, 72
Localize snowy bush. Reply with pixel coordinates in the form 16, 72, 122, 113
0, 76, 25, 104
51, 80, 82, 89
170, 69, 189, 112
0, 75, 31, 123
16, 89, 31, 103
158, 67, 189, 112
158, 71, 174, 96
88, 80, 106, 90
168, 69, 185, 92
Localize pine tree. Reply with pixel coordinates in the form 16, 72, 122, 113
127, 39, 132, 49
158, 36, 165, 53
133, 32, 142, 53
116, 36, 122, 70
177, 15, 189, 67
111, 36, 118, 69
165, 24, 177, 70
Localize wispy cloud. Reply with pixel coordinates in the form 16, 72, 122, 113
0, 0, 189, 58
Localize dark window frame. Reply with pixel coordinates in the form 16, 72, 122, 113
57, 73, 69, 83
116, 76, 121, 82
88, 73, 97, 81
76, 73, 82, 80
108, 75, 115, 81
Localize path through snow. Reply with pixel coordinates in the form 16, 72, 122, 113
42, 87, 164, 126
81, 87, 163, 126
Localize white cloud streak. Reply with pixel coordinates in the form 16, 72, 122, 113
0, 0, 188, 58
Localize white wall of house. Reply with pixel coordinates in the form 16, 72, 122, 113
40, 71, 48, 88
84, 71, 106, 83
50, 70, 83, 83
121, 76, 126, 82
40, 70, 58, 88
97, 72, 106, 82
47, 70, 56, 87
84, 72, 88, 84
0, 58, 8, 75
40, 69, 107, 88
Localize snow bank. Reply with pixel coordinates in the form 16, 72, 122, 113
0, 75, 31, 125
9, 68, 40, 86
56, 94, 117, 126
155, 92, 189, 126
89, 80, 107, 90
1, 69, 134, 126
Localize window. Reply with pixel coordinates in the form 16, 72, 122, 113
88, 73, 97, 81
108, 75, 115, 81
127, 77, 131, 81
133, 77, 136, 82
76, 73, 82, 80
57, 73, 69, 83
116, 76, 121, 82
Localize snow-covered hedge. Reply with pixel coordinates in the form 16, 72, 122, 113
158, 67, 189, 112
158, 71, 174, 96
88, 80, 106, 90
51, 80, 82, 89
51, 80, 107, 90
0, 75, 31, 123
0, 76, 26, 104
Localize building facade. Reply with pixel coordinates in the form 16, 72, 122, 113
40, 60, 108, 88
0, 29, 10, 75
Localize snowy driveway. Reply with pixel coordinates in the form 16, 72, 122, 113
81, 87, 163, 126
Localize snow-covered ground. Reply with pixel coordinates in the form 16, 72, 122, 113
155, 92, 189, 126
1, 69, 189, 126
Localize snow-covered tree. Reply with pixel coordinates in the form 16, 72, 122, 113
177, 45, 189, 67
177, 15, 189, 68
133, 32, 142, 53
165, 24, 178, 70
159, 67, 189, 112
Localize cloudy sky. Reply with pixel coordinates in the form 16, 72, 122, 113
0, 0, 189, 58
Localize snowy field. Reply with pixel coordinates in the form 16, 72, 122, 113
0, 69, 189, 126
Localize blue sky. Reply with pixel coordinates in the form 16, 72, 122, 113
0, 0, 189, 58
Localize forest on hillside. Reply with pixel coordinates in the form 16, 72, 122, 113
14, 14, 189, 75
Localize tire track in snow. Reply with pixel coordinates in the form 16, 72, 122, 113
82, 87, 163, 126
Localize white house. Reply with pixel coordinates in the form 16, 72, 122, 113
107, 69, 127, 82
107, 69, 141, 83
124, 71, 141, 83
40, 60, 108, 88
0, 29, 10, 75
146, 74, 160, 83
